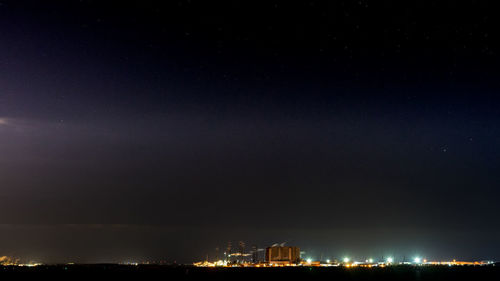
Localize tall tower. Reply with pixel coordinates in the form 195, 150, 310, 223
239, 241, 246, 255
252, 245, 258, 263
226, 242, 232, 262
239, 241, 246, 263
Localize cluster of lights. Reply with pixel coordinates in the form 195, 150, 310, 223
307, 256, 416, 265
247, 255, 426, 266
194, 257, 496, 268
194, 250, 495, 268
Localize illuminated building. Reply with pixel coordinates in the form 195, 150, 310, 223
239, 241, 246, 257
265, 246, 300, 264
226, 242, 232, 262
252, 245, 259, 263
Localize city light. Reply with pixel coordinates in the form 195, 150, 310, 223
192, 244, 495, 268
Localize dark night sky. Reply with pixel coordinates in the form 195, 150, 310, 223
0, 0, 499, 263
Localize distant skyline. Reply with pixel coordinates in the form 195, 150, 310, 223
1, 0, 499, 263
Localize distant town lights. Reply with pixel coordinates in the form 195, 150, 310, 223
306, 258, 312, 264
386, 257, 394, 263
414, 257, 422, 263
343, 257, 350, 263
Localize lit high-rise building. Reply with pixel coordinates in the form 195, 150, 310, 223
252, 245, 258, 263
265, 246, 300, 264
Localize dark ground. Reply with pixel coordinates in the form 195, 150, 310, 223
1, 264, 499, 280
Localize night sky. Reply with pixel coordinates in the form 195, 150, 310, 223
1, 0, 499, 263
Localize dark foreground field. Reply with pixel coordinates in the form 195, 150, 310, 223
2, 264, 499, 280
